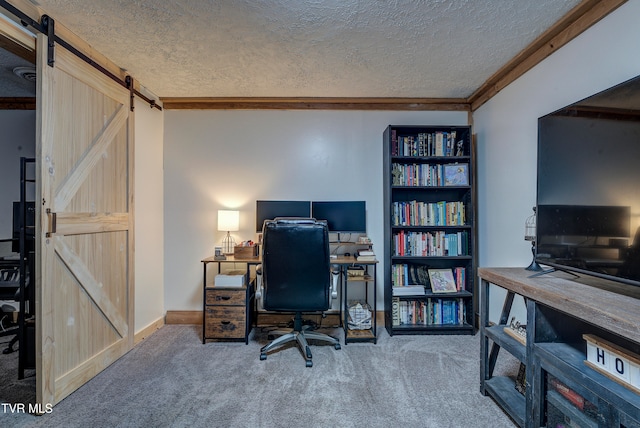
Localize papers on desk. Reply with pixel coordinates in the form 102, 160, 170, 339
215, 270, 246, 287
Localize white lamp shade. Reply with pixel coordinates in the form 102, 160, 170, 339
218, 210, 240, 232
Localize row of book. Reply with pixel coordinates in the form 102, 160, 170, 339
392, 265, 466, 291
392, 200, 466, 227
391, 130, 466, 157
391, 297, 467, 326
391, 162, 469, 187
393, 230, 469, 257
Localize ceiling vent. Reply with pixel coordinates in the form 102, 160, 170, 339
13, 66, 37, 82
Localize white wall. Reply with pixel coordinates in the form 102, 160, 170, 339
133, 98, 165, 333
473, 0, 640, 322
0, 110, 36, 256
163, 110, 468, 311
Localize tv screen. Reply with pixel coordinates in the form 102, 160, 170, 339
311, 201, 366, 233
255, 200, 311, 232
536, 75, 640, 286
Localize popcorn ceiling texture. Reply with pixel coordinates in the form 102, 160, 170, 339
23, 0, 579, 98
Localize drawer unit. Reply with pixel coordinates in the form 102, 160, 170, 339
203, 285, 253, 343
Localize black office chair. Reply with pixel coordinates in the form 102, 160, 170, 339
258, 218, 341, 367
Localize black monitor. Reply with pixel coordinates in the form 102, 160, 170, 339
255, 200, 311, 232
311, 201, 366, 233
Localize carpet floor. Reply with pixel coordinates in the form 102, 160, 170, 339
2, 325, 517, 427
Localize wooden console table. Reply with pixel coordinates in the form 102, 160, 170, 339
479, 267, 640, 427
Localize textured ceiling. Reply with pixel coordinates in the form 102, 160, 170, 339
4, 0, 582, 98
0, 47, 36, 96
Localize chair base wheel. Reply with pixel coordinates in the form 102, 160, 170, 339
334, 343, 341, 350
260, 353, 267, 361
305, 360, 313, 368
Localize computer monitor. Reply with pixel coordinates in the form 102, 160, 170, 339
255, 200, 311, 232
311, 201, 366, 233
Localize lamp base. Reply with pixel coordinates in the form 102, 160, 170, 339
525, 241, 543, 271
222, 232, 236, 255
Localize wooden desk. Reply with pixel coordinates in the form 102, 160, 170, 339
201, 255, 379, 344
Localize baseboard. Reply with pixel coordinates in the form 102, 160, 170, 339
165, 309, 386, 328
134, 317, 165, 345
165, 310, 202, 325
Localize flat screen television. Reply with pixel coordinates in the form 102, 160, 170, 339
536, 74, 640, 287
255, 200, 311, 232
311, 201, 366, 233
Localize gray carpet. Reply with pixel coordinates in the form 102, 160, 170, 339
3, 325, 517, 427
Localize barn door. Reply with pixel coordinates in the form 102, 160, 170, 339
35, 34, 134, 406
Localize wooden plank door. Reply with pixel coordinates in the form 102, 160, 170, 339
35, 34, 134, 406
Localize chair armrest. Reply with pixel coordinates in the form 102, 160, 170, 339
255, 264, 262, 299
330, 265, 339, 299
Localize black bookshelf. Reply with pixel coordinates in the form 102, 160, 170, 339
383, 125, 476, 335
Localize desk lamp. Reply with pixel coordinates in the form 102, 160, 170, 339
218, 210, 239, 254
525, 206, 542, 271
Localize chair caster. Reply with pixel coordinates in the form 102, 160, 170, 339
260, 353, 267, 361
334, 343, 341, 350
305, 360, 313, 368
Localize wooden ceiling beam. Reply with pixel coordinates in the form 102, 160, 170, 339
468, 0, 627, 111
0, 96, 36, 109
160, 97, 471, 111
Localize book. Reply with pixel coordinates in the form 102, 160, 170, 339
515, 363, 526, 395
392, 297, 400, 326
392, 285, 426, 296
356, 250, 375, 256
428, 268, 457, 293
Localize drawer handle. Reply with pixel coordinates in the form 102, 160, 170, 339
220, 321, 231, 325
216, 296, 231, 301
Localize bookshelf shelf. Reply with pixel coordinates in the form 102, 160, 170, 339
383, 125, 476, 336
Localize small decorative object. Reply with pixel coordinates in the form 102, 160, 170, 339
524, 206, 542, 271
214, 246, 226, 261
218, 210, 239, 254
428, 268, 457, 293
443, 163, 469, 186
233, 241, 259, 259
503, 316, 526, 345
583, 334, 640, 394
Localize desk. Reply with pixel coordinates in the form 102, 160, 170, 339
200, 255, 378, 344
332, 256, 378, 344
201, 255, 259, 344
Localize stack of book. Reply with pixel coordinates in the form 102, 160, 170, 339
356, 249, 376, 261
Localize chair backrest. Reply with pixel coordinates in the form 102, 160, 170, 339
0, 266, 20, 301
261, 218, 331, 312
